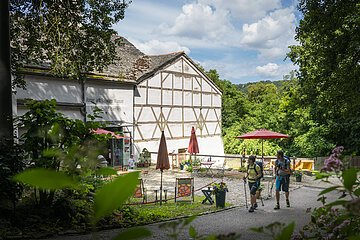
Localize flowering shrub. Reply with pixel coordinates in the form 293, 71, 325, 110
212, 182, 228, 195
293, 170, 303, 177
293, 146, 360, 239
321, 146, 344, 172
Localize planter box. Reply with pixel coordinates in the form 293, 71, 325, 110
215, 190, 226, 208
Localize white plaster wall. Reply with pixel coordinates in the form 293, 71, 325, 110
134, 55, 223, 158
165, 59, 182, 72
85, 82, 133, 124
16, 76, 82, 103
17, 106, 83, 120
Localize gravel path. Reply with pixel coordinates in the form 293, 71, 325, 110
138, 168, 338, 206
46, 168, 342, 240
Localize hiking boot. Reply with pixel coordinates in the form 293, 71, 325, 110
286, 199, 290, 207
254, 203, 258, 209
274, 203, 280, 210
249, 206, 255, 213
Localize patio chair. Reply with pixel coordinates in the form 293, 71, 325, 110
175, 177, 194, 202
133, 178, 147, 203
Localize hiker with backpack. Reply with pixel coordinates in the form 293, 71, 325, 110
243, 155, 262, 212
274, 150, 291, 209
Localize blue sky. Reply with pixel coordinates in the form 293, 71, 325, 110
114, 0, 301, 84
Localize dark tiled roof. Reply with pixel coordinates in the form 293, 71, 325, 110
23, 37, 184, 84
96, 37, 184, 82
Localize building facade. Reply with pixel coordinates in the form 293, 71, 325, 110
14, 37, 224, 166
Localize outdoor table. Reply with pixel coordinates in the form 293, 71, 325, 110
201, 187, 214, 204
200, 161, 216, 177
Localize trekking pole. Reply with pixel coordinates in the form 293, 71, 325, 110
270, 177, 274, 198
243, 179, 248, 209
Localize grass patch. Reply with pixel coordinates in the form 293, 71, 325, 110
111, 196, 233, 228
1, 196, 232, 238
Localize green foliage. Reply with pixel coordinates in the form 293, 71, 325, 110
95, 167, 117, 177
138, 148, 151, 163
296, 148, 360, 239
342, 168, 358, 191
10, 0, 131, 88
211, 182, 228, 194
14, 99, 105, 206
14, 168, 78, 190
0, 140, 26, 210
287, 0, 360, 155
94, 171, 139, 221
206, 69, 249, 129
206, 67, 339, 157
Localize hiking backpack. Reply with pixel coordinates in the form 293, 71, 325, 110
276, 156, 292, 175
247, 161, 264, 179
284, 156, 293, 174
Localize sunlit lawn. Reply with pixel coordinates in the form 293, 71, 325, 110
123, 196, 232, 226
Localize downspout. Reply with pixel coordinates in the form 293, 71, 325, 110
132, 84, 135, 156
81, 78, 86, 122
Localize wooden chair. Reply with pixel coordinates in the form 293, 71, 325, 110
175, 177, 194, 202
133, 178, 147, 203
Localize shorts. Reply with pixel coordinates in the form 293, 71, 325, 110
275, 175, 290, 192
248, 180, 260, 195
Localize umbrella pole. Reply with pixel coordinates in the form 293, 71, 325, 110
160, 170, 163, 206
261, 139, 264, 164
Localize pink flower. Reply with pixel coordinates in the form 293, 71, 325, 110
321, 146, 344, 172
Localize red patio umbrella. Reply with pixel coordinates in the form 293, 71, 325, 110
237, 129, 289, 162
156, 131, 170, 205
188, 126, 199, 165
188, 126, 199, 154
92, 128, 126, 139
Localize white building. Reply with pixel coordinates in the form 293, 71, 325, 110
15, 37, 224, 166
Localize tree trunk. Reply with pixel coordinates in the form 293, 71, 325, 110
0, 0, 13, 141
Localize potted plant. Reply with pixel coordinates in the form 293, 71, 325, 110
294, 170, 303, 182
138, 148, 151, 167
180, 159, 190, 170
212, 182, 228, 208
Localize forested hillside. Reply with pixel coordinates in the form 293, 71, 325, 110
205, 69, 357, 158
203, 0, 359, 158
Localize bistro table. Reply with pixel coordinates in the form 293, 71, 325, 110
200, 161, 216, 177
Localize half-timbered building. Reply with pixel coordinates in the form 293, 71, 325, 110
14, 37, 224, 166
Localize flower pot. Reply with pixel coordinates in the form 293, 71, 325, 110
215, 190, 226, 208
296, 175, 302, 182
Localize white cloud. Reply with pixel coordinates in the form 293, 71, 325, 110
197, 54, 297, 83
157, 3, 236, 42
240, 7, 296, 58
200, 0, 281, 21
129, 38, 190, 55
113, 0, 300, 83
256, 63, 279, 77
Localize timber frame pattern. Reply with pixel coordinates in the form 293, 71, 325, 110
134, 56, 222, 142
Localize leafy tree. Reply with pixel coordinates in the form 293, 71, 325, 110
10, 0, 131, 88
0, 140, 25, 213
15, 99, 106, 206
206, 69, 249, 129
288, 0, 360, 154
